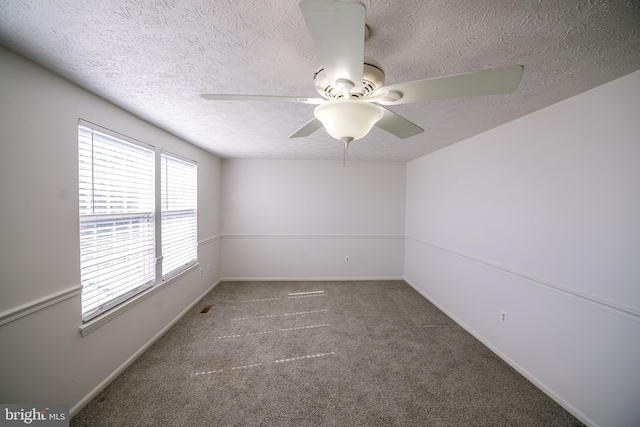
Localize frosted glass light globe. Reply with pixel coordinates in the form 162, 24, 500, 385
314, 100, 384, 142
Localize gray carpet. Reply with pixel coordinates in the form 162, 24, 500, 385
72, 280, 584, 426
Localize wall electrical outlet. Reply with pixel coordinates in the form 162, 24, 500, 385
345, 256, 350, 263
199, 268, 203, 277
500, 310, 507, 324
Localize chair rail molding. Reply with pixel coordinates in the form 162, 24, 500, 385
222, 233, 405, 240
0, 285, 82, 327
406, 236, 640, 321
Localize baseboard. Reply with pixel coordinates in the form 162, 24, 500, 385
70, 278, 222, 417
403, 277, 596, 427
220, 276, 404, 282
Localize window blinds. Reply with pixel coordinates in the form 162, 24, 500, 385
161, 152, 197, 278
78, 123, 155, 322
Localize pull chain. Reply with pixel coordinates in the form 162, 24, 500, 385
341, 137, 353, 167
343, 140, 347, 166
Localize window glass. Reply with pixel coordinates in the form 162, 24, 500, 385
161, 152, 197, 278
78, 122, 155, 322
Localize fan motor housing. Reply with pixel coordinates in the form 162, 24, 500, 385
314, 57, 385, 99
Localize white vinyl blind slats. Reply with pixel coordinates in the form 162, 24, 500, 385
161, 153, 197, 279
78, 124, 156, 322
78, 123, 198, 322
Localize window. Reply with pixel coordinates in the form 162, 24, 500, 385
78, 122, 199, 323
161, 152, 197, 278
78, 122, 156, 322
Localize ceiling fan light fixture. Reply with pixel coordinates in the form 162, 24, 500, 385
314, 100, 384, 142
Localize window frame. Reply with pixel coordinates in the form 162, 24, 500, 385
77, 120, 199, 331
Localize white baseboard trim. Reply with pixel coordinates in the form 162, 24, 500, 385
70, 278, 222, 418
220, 276, 404, 282
403, 277, 596, 427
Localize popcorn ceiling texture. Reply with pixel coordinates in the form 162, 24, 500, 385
1, 0, 639, 161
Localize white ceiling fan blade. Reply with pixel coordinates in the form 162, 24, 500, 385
373, 65, 524, 105
375, 108, 424, 139
289, 118, 323, 138
200, 94, 324, 104
299, 0, 365, 93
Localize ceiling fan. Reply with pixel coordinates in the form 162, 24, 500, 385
201, 0, 524, 151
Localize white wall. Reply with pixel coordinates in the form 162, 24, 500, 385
221, 159, 405, 279
0, 46, 222, 412
3, 39, 638, 426
404, 70, 640, 427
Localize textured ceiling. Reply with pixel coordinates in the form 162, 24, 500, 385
1, 0, 639, 161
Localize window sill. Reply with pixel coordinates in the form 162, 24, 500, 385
79, 262, 199, 337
